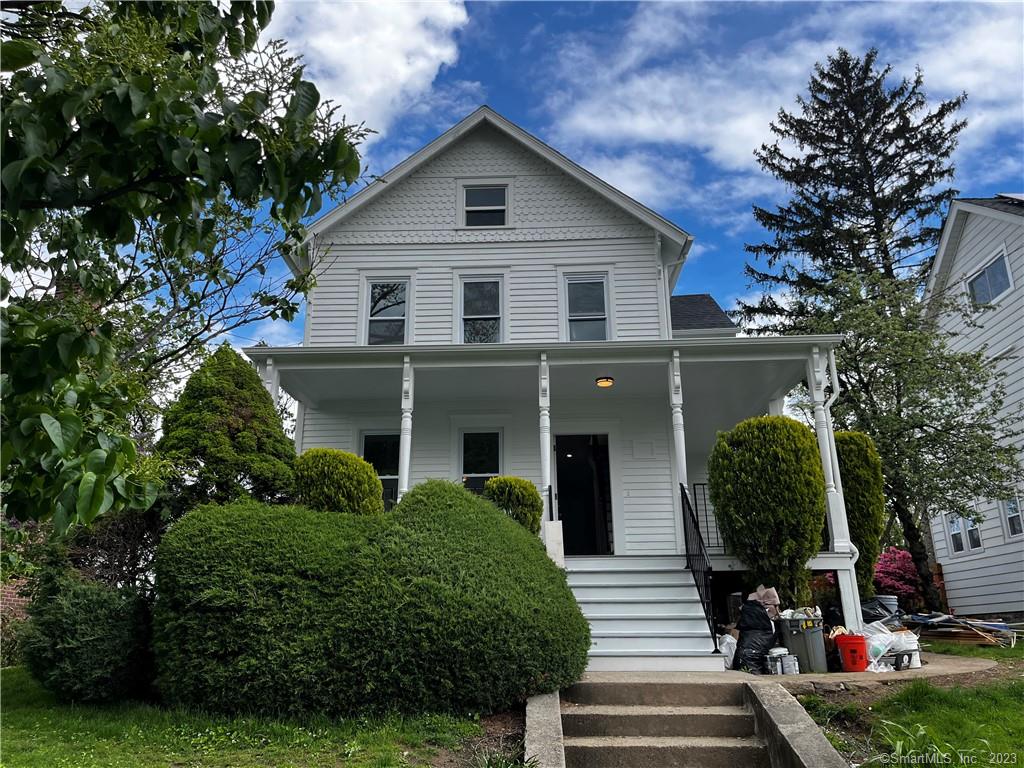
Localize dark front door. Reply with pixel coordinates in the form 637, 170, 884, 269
555, 434, 613, 556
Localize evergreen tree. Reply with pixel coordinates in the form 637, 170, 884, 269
157, 345, 294, 517
741, 49, 1020, 609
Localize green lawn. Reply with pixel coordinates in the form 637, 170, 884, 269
0, 667, 482, 768
924, 639, 1024, 661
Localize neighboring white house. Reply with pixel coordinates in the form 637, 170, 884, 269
246, 107, 862, 670
924, 194, 1024, 620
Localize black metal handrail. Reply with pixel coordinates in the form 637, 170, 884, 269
547, 485, 554, 521
681, 483, 719, 653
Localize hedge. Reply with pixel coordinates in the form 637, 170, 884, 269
153, 481, 589, 717
835, 431, 886, 598
483, 476, 543, 534
293, 448, 384, 515
707, 415, 826, 606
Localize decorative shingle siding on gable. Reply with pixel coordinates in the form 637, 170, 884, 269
319, 124, 648, 245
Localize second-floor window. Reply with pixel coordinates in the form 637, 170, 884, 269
367, 280, 408, 345
566, 275, 609, 341
967, 252, 1011, 309
461, 277, 501, 343
1004, 495, 1022, 538
464, 185, 507, 227
948, 513, 982, 553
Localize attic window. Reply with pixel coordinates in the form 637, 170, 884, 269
464, 185, 507, 227
967, 252, 1011, 309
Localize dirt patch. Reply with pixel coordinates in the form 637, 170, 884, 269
428, 707, 526, 767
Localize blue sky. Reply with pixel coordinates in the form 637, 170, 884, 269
240, 1, 1024, 346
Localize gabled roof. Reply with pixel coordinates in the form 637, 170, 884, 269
299, 106, 693, 275
925, 195, 1024, 303
669, 294, 736, 332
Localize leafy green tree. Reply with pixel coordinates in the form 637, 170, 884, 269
740, 48, 1020, 608
835, 431, 886, 598
157, 345, 294, 517
1, 1, 364, 532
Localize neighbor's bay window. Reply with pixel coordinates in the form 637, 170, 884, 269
967, 253, 1011, 309
464, 185, 507, 227
566, 275, 608, 341
461, 278, 501, 343
368, 280, 408, 345
461, 430, 501, 493
362, 433, 399, 508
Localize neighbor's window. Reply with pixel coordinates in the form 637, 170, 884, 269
1004, 495, 1022, 538
461, 431, 500, 493
461, 278, 501, 343
967, 253, 1011, 309
362, 433, 399, 508
566, 276, 608, 341
367, 280, 407, 345
464, 185, 507, 227
948, 514, 982, 553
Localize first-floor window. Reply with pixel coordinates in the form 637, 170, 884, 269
948, 514, 982, 553
461, 430, 500, 494
367, 280, 408, 345
1004, 495, 1022, 538
566, 275, 608, 341
362, 433, 399, 508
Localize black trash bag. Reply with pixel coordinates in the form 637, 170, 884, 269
732, 600, 776, 674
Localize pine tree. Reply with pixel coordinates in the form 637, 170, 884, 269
741, 48, 1020, 610
157, 344, 294, 517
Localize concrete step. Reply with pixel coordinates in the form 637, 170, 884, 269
561, 704, 756, 738
585, 651, 724, 672
565, 556, 687, 571
563, 680, 744, 707
590, 631, 712, 653
566, 568, 690, 586
563, 735, 769, 768
571, 583, 700, 600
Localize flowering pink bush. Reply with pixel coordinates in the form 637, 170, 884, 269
873, 547, 924, 610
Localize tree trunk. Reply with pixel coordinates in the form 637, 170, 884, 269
892, 495, 943, 611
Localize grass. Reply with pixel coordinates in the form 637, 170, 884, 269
923, 639, 1024, 661
0, 667, 482, 768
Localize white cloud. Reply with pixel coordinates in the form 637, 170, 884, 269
265, 1, 472, 144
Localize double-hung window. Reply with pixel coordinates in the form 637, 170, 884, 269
967, 252, 1011, 309
566, 275, 609, 341
367, 280, 408, 345
461, 430, 501, 494
1004, 495, 1022, 538
464, 185, 507, 227
362, 433, 399, 508
461, 278, 501, 343
948, 514, 982, 553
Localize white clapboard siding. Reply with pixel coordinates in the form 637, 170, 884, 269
929, 206, 1024, 617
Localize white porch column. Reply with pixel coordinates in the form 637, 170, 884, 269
538, 353, 552, 520
668, 350, 689, 497
264, 356, 280, 407
397, 355, 414, 499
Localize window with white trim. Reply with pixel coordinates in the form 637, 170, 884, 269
566, 275, 609, 341
362, 433, 399, 508
463, 185, 507, 227
460, 430, 501, 494
967, 253, 1011, 309
1004, 495, 1022, 538
948, 513, 982, 553
367, 280, 408, 345
461, 277, 501, 343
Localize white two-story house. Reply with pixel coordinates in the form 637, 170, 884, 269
924, 195, 1024, 620
246, 107, 863, 670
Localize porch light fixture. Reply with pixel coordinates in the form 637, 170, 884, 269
595, 376, 615, 388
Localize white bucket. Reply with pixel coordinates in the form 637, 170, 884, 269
909, 650, 921, 669
781, 654, 800, 675
876, 595, 899, 614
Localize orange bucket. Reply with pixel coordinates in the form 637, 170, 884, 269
835, 634, 869, 672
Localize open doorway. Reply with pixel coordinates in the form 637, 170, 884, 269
555, 434, 613, 556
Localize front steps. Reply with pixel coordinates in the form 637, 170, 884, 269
561, 679, 768, 768
565, 556, 725, 671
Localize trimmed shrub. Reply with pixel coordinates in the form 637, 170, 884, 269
484, 476, 543, 534
293, 448, 384, 515
153, 482, 589, 717
707, 415, 826, 606
835, 431, 886, 598
1, 613, 25, 667
20, 569, 152, 702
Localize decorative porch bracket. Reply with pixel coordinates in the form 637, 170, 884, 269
257, 356, 280, 407
398, 355, 414, 499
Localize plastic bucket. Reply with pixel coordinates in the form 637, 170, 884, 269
835, 634, 869, 672
876, 595, 899, 614
781, 654, 800, 674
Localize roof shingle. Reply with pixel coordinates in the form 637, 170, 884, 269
669, 294, 736, 332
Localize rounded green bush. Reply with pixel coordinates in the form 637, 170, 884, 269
20, 569, 152, 703
153, 481, 589, 717
836, 431, 886, 598
293, 448, 384, 515
483, 476, 543, 534
707, 416, 826, 606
